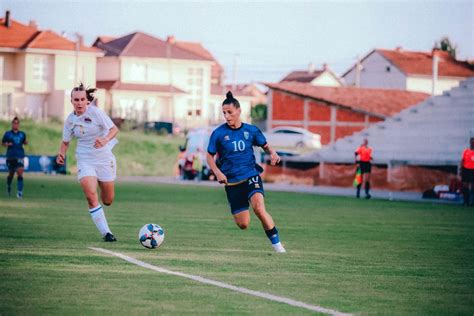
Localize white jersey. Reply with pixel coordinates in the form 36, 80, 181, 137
63, 105, 118, 160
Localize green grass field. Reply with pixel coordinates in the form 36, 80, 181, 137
1, 176, 473, 315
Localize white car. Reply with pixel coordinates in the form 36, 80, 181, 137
264, 126, 321, 150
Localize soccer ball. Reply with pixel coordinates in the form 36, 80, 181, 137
138, 223, 165, 249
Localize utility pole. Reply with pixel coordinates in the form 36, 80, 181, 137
355, 55, 362, 88
432, 50, 439, 95
74, 33, 83, 85
166, 38, 175, 123
232, 53, 238, 91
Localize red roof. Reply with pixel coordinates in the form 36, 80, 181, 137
280, 70, 324, 83
96, 81, 185, 93
0, 18, 100, 53
175, 40, 223, 80
343, 48, 474, 78
265, 82, 429, 117
377, 49, 474, 77
94, 32, 213, 61
211, 84, 253, 97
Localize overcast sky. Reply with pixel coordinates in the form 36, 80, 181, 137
2, 0, 472, 84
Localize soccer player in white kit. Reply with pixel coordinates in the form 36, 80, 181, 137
56, 84, 119, 242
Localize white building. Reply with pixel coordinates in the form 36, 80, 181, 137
343, 48, 474, 95
94, 32, 231, 129
0, 12, 103, 120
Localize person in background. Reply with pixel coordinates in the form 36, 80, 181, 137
355, 138, 373, 199
459, 137, 474, 206
2, 117, 28, 198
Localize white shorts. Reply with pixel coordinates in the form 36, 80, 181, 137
77, 154, 116, 182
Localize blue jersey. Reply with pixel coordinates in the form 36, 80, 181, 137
2, 130, 27, 159
207, 123, 267, 183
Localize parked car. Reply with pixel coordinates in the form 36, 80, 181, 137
144, 121, 181, 135
264, 126, 321, 149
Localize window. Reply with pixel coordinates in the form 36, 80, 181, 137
0, 56, 4, 81
147, 65, 160, 82
130, 63, 146, 81
67, 65, 75, 81
33, 56, 48, 81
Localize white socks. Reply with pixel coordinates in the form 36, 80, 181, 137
89, 205, 111, 236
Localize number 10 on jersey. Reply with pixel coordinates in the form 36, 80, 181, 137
232, 140, 245, 152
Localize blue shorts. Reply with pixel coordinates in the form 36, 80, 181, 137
225, 175, 264, 215
6, 158, 24, 172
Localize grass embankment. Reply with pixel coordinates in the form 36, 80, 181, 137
0, 120, 184, 176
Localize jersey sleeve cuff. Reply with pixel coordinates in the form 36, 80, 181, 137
207, 150, 216, 155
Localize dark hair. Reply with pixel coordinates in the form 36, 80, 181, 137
12, 116, 19, 123
222, 91, 240, 108
71, 82, 97, 102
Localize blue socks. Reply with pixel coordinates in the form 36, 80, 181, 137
265, 226, 280, 245
18, 176, 23, 192
7, 176, 12, 193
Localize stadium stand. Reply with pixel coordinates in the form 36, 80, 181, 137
311, 77, 474, 167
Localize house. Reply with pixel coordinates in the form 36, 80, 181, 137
342, 47, 474, 95
295, 77, 474, 191
173, 38, 224, 86
94, 32, 221, 129
281, 63, 344, 87
265, 82, 429, 145
0, 11, 103, 120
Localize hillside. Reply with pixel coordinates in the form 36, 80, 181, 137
0, 120, 184, 176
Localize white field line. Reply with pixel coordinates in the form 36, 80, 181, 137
89, 247, 353, 316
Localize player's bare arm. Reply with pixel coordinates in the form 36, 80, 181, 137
206, 152, 227, 184
262, 143, 280, 166
94, 126, 119, 149
56, 141, 70, 165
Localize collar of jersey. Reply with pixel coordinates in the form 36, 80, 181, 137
225, 122, 244, 131
74, 106, 90, 118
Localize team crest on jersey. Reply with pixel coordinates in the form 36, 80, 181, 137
244, 131, 249, 139
224, 135, 230, 141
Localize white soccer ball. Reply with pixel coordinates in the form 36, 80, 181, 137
138, 223, 165, 249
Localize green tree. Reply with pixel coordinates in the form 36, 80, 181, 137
434, 37, 457, 59
251, 103, 267, 122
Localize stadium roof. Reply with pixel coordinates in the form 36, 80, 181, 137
265, 82, 429, 117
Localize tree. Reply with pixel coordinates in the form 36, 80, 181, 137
434, 37, 457, 59
251, 103, 267, 122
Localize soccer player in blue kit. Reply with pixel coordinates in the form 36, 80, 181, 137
206, 92, 286, 253
2, 117, 28, 198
